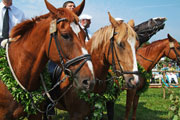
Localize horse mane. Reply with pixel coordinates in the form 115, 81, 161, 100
90, 25, 113, 53
10, 14, 49, 39
90, 22, 137, 53
10, 8, 78, 40
139, 38, 168, 56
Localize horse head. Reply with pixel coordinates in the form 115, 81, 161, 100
107, 12, 139, 88
165, 34, 180, 65
44, 0, 95, 91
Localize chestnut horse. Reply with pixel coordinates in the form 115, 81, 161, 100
124, 34, 180, 120
0, 0, 95, 119
53, 12, 140, 120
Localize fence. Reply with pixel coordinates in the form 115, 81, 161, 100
150, 70, 180, 99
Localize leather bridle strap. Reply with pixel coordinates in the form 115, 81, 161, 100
65, 54, 91, 75
107, 30, 139, 75
136, 52, 154, 62
109, 32, 123, 75
47, 18, 91, 76
168, 42, 180, 64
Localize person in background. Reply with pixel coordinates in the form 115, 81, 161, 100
79, 14, 92, 42
62, 1, 75, 10
0, 0, 25, 46
166, 63, 179, 84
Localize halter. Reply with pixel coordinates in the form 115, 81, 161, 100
168, 42, 180, 65
48, 18, 91, 76
107, 29, 139, 75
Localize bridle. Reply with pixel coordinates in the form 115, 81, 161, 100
168, 41, 180, 65
48, 18, 91, 77
30, 18, 93, 114
107, 29, 139, 76
44, 18, 92, 102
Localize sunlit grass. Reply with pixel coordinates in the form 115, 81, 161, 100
52, 88, 180, 120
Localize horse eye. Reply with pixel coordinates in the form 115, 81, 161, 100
61, 33, 71, 40
118, 42, 125, 49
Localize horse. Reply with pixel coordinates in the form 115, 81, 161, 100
124, 34, 180, 120
53, 12, 140, 120
0, 0, 95, 119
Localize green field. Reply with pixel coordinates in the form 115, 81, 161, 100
52, 87, 180, 120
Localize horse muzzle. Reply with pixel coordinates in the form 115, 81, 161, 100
73, 76, 95, 91
124, 74, 139, 89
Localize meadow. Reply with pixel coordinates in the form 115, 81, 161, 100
52, 87, 180, 120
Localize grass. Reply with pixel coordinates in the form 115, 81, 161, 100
52, 87, 180, 120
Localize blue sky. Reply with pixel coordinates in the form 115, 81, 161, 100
1, 0, 180, 42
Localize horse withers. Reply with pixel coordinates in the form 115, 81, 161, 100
0, 0, 95, 119
54, 12, 140, 120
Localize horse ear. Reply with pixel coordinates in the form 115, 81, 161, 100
168, 34, 175, 42
108, 12, 122, 28
73, 0, 85, 16
44, 0, 58, 15
128, 19, 135, 27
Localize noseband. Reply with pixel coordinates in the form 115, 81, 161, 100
107, 29, 139, 75
48, 18, 91, 77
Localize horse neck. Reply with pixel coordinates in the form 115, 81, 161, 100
8, 20, 49, 91
86, 38, 110, 80
137, 39, 168, 71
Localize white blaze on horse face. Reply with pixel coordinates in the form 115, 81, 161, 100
81, 48, 94, 77
70, 22, 80, 37
128, 37, 139, 83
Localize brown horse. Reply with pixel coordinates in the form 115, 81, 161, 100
54, 12, 140, 120
125, 34, 180, 120
0, 0, 95, 119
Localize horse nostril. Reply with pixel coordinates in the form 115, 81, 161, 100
127, 77, 136, 88
128, 77, 134, 83
82, 79, 89, 86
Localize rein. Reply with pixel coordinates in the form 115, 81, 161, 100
5, 43, 50, 114
45, 18, 92, 111
4, 18, 92, 114
107, 29, 139, 75
137, 41, 180, 71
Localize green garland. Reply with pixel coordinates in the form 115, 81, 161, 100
79, 64, 152, 119
0, 48, 51, 117
136, 63, 152, 95
79, 70, 123, 120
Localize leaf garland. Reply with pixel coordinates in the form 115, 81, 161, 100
79, 64, 152, 119
0, 48, 51, 117
136, 63, 152, 95
79, 68, 123, 119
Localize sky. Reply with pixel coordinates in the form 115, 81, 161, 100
1, 0, 180, 43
